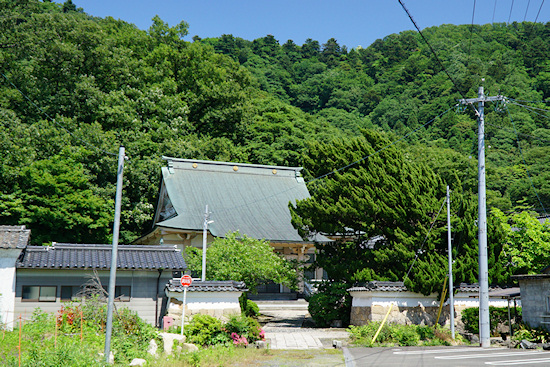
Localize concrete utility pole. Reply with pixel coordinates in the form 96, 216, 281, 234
447, 185, 455, 339
201, 205, 213, 281
104, 146, 125, 363
460, 83, 505, 348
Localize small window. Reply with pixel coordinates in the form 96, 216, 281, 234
60, 286, 81, 301
546, 296, 550, 313
22, 286, 56, 302
115, 286, 131, 302
101, 285, 131, 302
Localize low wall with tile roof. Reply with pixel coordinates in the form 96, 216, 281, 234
164, 280, 246, 325
349, 285, 510, 328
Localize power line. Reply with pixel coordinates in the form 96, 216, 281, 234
509, 101, 550, 120
214, 105, 456, 213
524, 0, 532, 21
307, 105, 456, 184
508, 98, 550, 104
397, 0, 467, 99
534, 0, 546, 23
467, 0, 477, 65
485, 122, 550, 144
0, 72, 118, 157
492, 0, 498, 24
404, 196, 447, 282
508, 0, 515, 24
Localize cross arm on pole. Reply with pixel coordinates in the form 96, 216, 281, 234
459, 95, 506, 105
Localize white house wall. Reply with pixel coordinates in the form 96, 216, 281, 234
0, 248, 20, 329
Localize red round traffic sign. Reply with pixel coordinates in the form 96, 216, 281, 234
180, 275, 193, 287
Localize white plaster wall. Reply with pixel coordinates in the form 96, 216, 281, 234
167, 290, 242, 310
350, 290, 513, 308
0, 249, 21, 329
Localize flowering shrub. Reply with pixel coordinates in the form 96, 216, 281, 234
185, 314, 266, 347
225, 314, 265, 344
230, 332, 248, 346
56, 304, 82, 332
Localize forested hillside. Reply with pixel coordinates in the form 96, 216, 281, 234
1, 0, 549, 259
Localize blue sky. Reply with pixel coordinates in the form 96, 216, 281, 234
69, 1, 548, 48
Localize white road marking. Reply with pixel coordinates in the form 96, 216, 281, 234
435, 351, 547, 360
485, 357, 550, 365
394, 348, 495, 355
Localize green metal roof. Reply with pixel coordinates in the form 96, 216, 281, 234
155, 158, 314, 243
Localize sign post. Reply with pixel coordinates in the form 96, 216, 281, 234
180, 275, 192, 336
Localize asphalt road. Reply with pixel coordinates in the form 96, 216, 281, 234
343, 346, 550, 367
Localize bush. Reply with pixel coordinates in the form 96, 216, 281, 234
461, 306, 522, 335
348, 323, 452, 347
184, 314, 230, 346
239, 294, 260, 318
308, 281, 351, 327
513, 325, 550, 343
0, 304, 160, 366
224, 314, 265, 345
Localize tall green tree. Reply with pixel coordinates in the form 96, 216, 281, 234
185, 232, 297, 292
494, 208, 550, 275
290, 130, 447, 294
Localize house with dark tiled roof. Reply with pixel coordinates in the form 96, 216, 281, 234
133, 157, 331, 296
14, 243, 185, 326
0, 225, 31, 328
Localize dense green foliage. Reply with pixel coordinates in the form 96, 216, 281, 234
461, 306, 522, 335
493, 209, 550, 274
183, 314, 229, 347
185, 232, 297, 292
239, 294, 260, 318
291, 131, 510, 294
0, 1, 341, 244
307, 281, 351, 327
183, 313, 264, 347
348, 322, 455, 347
1, 2, 550, 290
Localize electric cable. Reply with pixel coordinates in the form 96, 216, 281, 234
212, 105, 456, 213
467, 0, 477, 65
524, 0, 532, 21
508, 98, 550, 104
534, 0, 546, 23
485, 121, 550, 144
404, 196, 447, 282
492, 0, 498, 24
0, 72, 118, 157
509, 101, 550, 117
307, 105, 456, 184
508, 0, 515, 24
397, 0, 467, 100
509, 102, 550, 124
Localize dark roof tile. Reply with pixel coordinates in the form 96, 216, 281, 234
0, 225, 30, 249
348, 281, 407, 293
166, 279, 247, 293
16, 243, 185, 271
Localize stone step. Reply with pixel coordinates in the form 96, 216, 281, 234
255, 300, 309, 311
